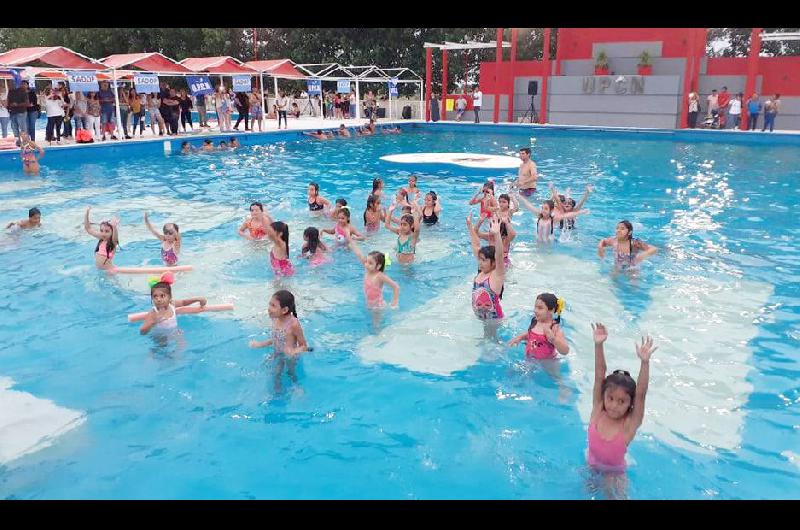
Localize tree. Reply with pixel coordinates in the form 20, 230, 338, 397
706, 28, 800, 57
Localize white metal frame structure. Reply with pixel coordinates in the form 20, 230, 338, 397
295, 63, 423, 120
760, 31, 800, 42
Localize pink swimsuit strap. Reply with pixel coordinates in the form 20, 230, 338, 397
587, 416, 628, 471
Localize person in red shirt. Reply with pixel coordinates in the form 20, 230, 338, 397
717, 86, 731, 129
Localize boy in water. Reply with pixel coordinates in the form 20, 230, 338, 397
6, 207, 42, 229
515, 147, 539, 197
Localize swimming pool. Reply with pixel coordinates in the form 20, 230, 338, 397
1, 124, 799, 499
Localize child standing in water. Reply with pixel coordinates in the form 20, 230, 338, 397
466, 214, 505, 337
250, 290, 309, 392
508, 293, 569, 359
470, 181, 499, 220
300, 226, 329, 266
597, 220, 657, 270
363, 194, 385, 233
515, 192, 589, 242
348, 239, 400, 309
587, 322, 657, 498
476, 214, 516, 268
384, 202, 421, 264
6, 207, 41, 230
264, 221, 294, 277
238, 202, 271, 241
144, 212, 181, 266
84, 207, 119, 270
370, 178, 385, 200
307, 182, 331, 214
19, 132, 44, 175
323, 207, 365, 244
139, 274, 207, 336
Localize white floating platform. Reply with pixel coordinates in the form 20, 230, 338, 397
381, 152, 521, 169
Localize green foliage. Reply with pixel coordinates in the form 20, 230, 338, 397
595, 51, 609, 68
638, 50, 651, 66
706, 28, 800, 57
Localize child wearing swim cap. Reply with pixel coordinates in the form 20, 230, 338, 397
587, 322, 657, 489
140, 274, 207, 335
249, 290, 309, 392
144, 212, 182, 266
508, 293, 569, 359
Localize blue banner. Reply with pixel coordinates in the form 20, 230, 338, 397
0, 69, 23, 88
337, 80, 351, 94
232, 75, 252, 93
389, 78, 398, 97
134, 73, 159, 94
67, 71, 100, 92
307, 78, 321, 95
187, 75, 214, 96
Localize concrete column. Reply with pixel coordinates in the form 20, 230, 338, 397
508, 28, 517, 122
441, 50, 448, 121
493, 28, 503, 123
540, 28, 551, 124
742, 28, 762, 130
555, 28, 563, 76
425, 47, 432, 121
680, 29, 696, 128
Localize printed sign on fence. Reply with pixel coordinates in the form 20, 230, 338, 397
337, 80, 351, 93
232, 75, 252, 93
67, 71, 100, 92
307, 78, 321, 95
134, 73, 159, 94
187, 75, 214, 96
389, 78, 398, 97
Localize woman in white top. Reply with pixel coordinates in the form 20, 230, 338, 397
147, 93, 165, 136
44, 88, 65, 143
0, 92, 10, 138
728, 93, 743, 129
73, 92, 88, 131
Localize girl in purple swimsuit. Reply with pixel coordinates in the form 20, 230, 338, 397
144, 212, 181, 266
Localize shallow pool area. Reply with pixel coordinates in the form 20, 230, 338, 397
1, 125, 799, 499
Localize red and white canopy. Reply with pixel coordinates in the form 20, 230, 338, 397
0, 46, 102, 69
243, 59, 306, 78
100, 52, 194, 74
178, 56, 256, 74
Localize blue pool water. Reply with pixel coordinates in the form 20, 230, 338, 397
1, 125, 799, 499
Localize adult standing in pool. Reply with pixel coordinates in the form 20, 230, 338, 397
515, 147, 538, 197
472, 85, 482, 123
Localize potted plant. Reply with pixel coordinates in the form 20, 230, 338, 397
594, 51, 610, 75
637, 50, 653, 76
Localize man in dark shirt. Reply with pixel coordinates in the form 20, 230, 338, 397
164, 88, 180, 135
97, 81, 117, 140
26, 83, 40, 141
7, 81, 30, 146
233, 91, 250, 131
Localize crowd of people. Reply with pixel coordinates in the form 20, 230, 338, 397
687, 87, 782, 131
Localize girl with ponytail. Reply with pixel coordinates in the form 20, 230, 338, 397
508, 292, 570, 360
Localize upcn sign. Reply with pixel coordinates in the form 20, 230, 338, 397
582, 76, 646, 95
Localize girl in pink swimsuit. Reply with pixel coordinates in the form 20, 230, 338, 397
300, 226, 330, 266
587, 322, 657, 493
348, 240, 400, 309
83, 206, 119, 270
144, 212, 181, 266
322, 208, 365, 245
249, 290, 309, 392
469, 180, 499, 220
363, 194, 385, 233
264, 221, 294, 277
508, 293, 570, 360
466, 213, 505, 338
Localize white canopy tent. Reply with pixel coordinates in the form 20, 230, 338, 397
294, 63, 423, 120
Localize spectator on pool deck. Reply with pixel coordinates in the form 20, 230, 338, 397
249, 91, 263, 131
26, 82, 40, 142
86, 92, 102, 139
349, 92, 356, 119
276, 91, 289, 130
73, 91, 88, 132
762, 94, 780, 132
472, 85, 482, 123
233, 91, 250, 131
687, 92, 700, 128
58, 83, 73, 140
747, 93, 761, 131
147, 93, 165, 136
178, 89, 193, 133
7, 81, 30, 145
0, 90, 10, 139
44, 87, 65, 144
728, 93, 742, 129
117, 87, 132, 139
163, 87, 181, 135
97, 81, 117, 141
706, 89, 719, 119
129, 89, 145, 137
717, 86, 730, 128
456, 92, 468, 122
195, 92, 208, 128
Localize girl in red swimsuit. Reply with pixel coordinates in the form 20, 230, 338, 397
238, 202, 270, 240
508, 293, 570, 360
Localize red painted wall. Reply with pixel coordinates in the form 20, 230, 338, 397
557, 28, 697, 59
478, 60, 544, 94
707, 56, 800, 95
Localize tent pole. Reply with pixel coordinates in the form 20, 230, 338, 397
355, 81, 360, 120
112, 69, 123, 138
388, 82, 392, 121
260, 72, 266, 130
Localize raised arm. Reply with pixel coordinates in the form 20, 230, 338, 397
466, 213, 481, 259
590, 322, 608, 415
348, 239, 367, 264
549, 183, 566, 213
384, 203, 400, 234
628, 335, 657, 435
469, 188, 484, 205
515, 192, 540, 215
84, 207, 102, 238
553, 208, 590, 221
488, 217, 505, 280
144, 212, 164, 241
575, 185, 594, 211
